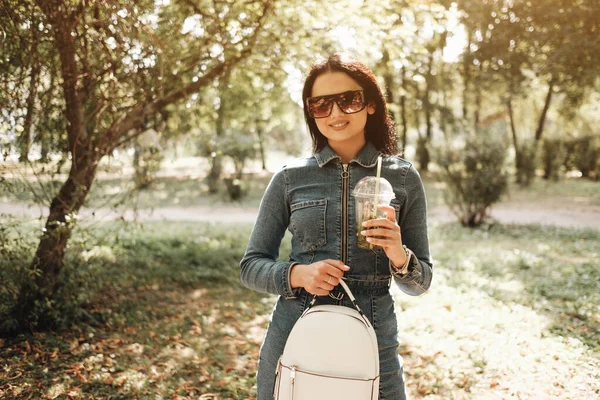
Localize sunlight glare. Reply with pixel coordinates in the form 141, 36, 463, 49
443, 4, 467, 63
330, 26, 357, 51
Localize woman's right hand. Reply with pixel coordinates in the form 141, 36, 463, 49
289, 260, 350, 296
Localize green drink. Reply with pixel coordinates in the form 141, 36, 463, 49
352, 176, 395, 250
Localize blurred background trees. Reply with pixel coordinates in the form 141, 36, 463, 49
1, 0, 599, 331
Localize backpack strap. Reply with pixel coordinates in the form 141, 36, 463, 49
307, 279, 372, 328
338, 279, 370, 324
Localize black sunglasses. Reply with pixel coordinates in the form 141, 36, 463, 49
305, 90, 366, 119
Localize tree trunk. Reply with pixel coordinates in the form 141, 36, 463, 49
421, 53, 433, 172
424, 52, 433, 142
474, 67, 482, 132
462, 30, 472, 120
400, 66, 408, 153
13, 148, 99, 328
507, 96, 521, 174
208, 73, 229, 193
380, 49, 398, 137
19, 22, 40, 163
534, 78, 555, 143
256, 120, 267, 171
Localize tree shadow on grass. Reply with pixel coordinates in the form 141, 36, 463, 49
435, 223, 600, 352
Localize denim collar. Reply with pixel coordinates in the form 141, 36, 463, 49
314, 141, 381, 168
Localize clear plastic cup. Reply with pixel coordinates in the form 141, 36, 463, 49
352, 176, 395, 249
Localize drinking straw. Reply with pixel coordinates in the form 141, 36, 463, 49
371, 156, 382, 249
374, 155, 382, 209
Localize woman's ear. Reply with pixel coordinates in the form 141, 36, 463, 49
367, 103, 376, 115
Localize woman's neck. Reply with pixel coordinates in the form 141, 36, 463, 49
328, 134, 366, 164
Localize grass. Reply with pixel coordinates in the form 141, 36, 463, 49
1, 218, 599, 399
396, 222, 600, 399
0, 173, 272, 210
2, 162, 599, 212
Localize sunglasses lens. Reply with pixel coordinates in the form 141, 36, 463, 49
338, 91, 365, 113
306, 90, 365, 118
307, 97, 333, 118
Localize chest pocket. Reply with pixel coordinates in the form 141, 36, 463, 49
290, 199, 327, 252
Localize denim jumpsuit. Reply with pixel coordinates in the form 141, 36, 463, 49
240, 141, 433, 400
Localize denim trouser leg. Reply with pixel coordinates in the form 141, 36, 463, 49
257, 294, 308, 400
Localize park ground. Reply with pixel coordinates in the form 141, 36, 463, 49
0, 164, 599, 399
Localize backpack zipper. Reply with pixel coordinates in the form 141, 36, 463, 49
284, 363, 375, 381
289, 366, 296, 400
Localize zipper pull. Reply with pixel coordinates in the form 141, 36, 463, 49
341, 163, 349, 178
289, 366, 296, 400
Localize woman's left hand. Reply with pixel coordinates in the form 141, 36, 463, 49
360, 205, 407, 267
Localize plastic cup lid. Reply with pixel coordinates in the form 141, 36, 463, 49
352, 176, 395, 201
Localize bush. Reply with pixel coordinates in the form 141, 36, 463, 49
564, 135, 600, 179
0, 219, 253, 335
516, 141, 537, 186
0, 221, 106, 335
541, 138, 565, 181
416, 135, 431, 172
133, 143, 163, 189
435, 132, 509, 228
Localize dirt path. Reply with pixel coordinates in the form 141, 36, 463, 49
2, 201, 600, 229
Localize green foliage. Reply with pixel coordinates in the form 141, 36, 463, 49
564, 135, 600, 180
435, 131, 509, 227
516, 141, 537, 186
432, 223, 600, 351
415, 135, 431, 173
540, 138, 565, 181
0, 220, 107, 334
0, 219, 254, 336
133, 145, 164, 190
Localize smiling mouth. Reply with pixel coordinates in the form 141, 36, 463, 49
330, 121, 349, 129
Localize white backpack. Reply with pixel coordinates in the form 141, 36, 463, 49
273, 280, 380, 400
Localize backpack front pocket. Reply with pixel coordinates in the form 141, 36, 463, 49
275, 363, 378, 400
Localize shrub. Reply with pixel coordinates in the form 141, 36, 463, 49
0, 221, 106, 335
416, 135, 431, 172
540, 138, 565, 181
435, 132, 509, 228
515, 141, 537, 186
564, 135, 600, 179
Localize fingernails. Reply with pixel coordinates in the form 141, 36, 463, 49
362, 221, 367, 227
360, 230, 366, 235
343, 265, 350, 270
366, 238, 372, 242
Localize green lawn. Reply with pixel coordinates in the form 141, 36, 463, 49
2, 159, 600, 211
1, 219, 598, 399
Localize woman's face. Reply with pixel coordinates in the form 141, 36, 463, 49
310, 71, 375, 151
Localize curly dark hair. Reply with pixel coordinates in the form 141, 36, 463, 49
302, 53, 397, 155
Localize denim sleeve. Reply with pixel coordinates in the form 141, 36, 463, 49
240, 168, 298, 299
392, 164, 433, 296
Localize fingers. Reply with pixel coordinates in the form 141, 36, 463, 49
305, 259, 349, 296
362, 236, 399, 248
360, 227, 400, 240
321, 259, 351, 272
362, 217, 400, 231
377, 205, 397, 222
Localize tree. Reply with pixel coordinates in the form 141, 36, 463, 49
3, 0, 274, 330
456, 0, 600, 182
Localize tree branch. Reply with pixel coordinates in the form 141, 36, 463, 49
35, 0, 88, 152
101, 0, 274, 154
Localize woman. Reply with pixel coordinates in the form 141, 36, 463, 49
240, 53, 433, 400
